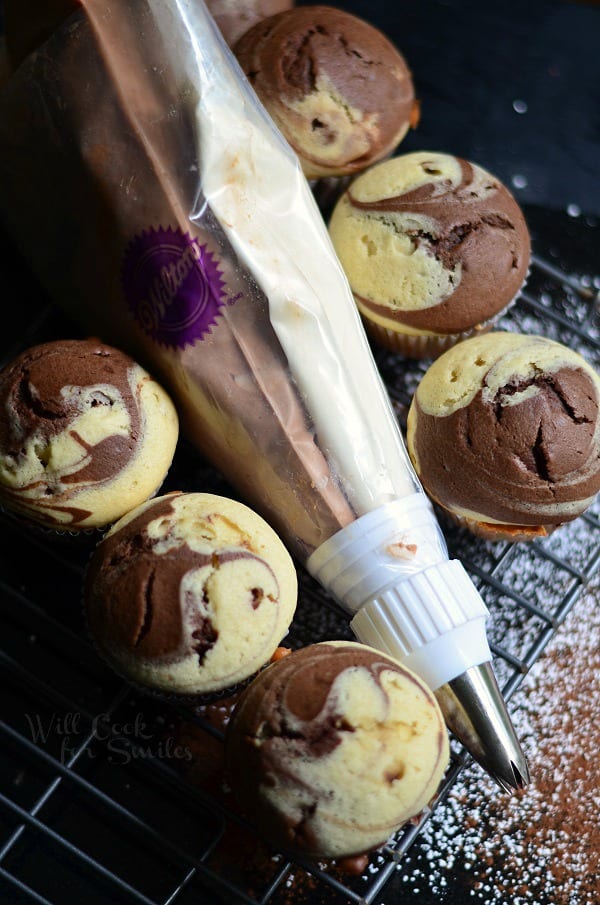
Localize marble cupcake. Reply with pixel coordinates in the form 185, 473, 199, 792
0, 339, 178, 531
225, 641, 449, 858
328, 151, 531, 358
406, 332, 600, 541
233, 5, 417, 179
84, 492, 298, 696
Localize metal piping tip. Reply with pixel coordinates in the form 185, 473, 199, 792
434, 661, 530, 793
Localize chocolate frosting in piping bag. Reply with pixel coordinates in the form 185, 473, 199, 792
0, 0, 528, 787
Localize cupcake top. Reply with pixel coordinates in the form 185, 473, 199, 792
406, 332, 600, 529
0, 339, 178, 531
233, 5, 417, 179
206, 0, 294, 47
85, 492, 298, 695
225, 640, 449, 858
328, 151, 531, 336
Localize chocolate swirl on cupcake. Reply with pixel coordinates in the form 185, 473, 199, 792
406, 333, 600, 540
85, 492, 298, 695
0, 339, 178, 530
226, 641, 449, 858
233, 6, 417, 178
329, 151, 531, 356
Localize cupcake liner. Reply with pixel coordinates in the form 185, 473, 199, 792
0, 502, 105, 549
361, 266, 532, 360
445, 509, 557, 544
362, 318, 495, 360
109, 664, 256, 709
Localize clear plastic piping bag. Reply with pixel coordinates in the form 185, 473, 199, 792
0, 0, 494, 692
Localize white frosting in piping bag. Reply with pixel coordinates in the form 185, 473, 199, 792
163, 0, 419, 516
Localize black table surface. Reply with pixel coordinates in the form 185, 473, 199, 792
330, 0, 600, 217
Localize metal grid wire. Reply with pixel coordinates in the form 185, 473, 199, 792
1, 205, 599, 905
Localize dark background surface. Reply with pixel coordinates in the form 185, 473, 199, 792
324, 0, 600, 218
0, 2, 598, 905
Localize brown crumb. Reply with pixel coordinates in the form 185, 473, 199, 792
386, 540, 418, 559
334, 853, 370, 875
409, 98, 421, 129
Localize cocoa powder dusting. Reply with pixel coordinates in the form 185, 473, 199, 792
401, 575, 600, 904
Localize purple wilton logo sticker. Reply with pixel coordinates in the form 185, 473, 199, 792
122, 226, 227, 349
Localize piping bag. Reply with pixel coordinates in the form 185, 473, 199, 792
0, 0, 528, 790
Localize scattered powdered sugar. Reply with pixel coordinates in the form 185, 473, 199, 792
399, 575, 600, 904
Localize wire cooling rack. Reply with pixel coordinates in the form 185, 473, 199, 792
1, 204, 599, 905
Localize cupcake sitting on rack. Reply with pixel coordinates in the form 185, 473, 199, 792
232, 4, 419, 211
406, 332, 600, 541
0, 339, 179, 533
225, 640, 449, 858
84, 492, 298, 697
328, 151, 531, 358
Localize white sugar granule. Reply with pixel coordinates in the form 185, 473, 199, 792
402, 575, 599, 905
